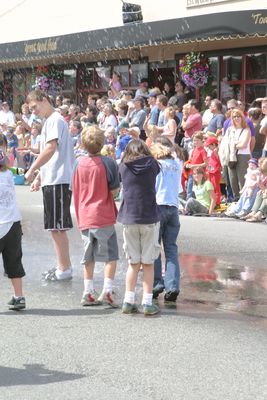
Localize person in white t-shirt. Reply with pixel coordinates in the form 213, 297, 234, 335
202, 95, 213, 132
0, 134, 26, 310
0, 102, 16, 128
25, 90, 75, 281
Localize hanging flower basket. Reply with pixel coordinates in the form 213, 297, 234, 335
32, 66, 63, 95
179, 52, 210, 89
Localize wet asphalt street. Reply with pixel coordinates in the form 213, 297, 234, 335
0, 186, 267, 400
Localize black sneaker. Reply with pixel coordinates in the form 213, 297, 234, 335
152, 285, 164, 299
8, 296, 26, 310
164, 290, 179, 302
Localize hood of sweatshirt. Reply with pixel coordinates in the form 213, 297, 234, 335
123, 156, 158, 176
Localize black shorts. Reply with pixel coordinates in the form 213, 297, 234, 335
42, 184, 73, 230
0, 222, 25, 279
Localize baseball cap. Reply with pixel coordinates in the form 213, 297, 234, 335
204, 136, 218, 146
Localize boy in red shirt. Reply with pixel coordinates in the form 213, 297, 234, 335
204, 136, 222, 207
72, 126, 120, 307
185, 131, 208, 200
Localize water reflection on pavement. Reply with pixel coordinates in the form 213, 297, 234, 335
173, 254, 267, 319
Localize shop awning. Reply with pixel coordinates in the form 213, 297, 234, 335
0, 9, 266, 67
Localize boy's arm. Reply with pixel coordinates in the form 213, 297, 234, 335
101, 156, 120, 191
25, 139, 57, 182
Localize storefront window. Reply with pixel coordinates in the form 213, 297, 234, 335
245, 54, 266, 80
63, 69, 76, 91
113, 65, 128, 87
199, 56, 218, 100
220, 81, 241, 103
95, 66, 110, 89
245, 83, 266, 105
13, 71, 26, 112
130, 64, 148, 86
221, 56, 242, 81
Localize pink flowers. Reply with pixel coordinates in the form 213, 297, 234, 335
32, 66, 63, 95
179, 52, 210, 89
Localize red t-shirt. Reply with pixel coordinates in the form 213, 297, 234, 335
187, 146, 207, 176
207, 150, 221, 175
190, 146, 207, 165
72, 155, 119, 230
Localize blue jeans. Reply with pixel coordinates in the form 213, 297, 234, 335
186, 174, 193, 200
154, 206, 180, 292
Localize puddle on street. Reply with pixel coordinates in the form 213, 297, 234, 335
168, 254, 267, 319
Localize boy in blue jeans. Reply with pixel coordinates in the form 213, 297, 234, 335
72, 126, 120, 307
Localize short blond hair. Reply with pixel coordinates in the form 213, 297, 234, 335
101, 144, 116, 160
192, 131, 204, 141
150, 142, 173, 160
81, 125, 105, 154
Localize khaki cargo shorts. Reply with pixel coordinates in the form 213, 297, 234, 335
122, 223, 160, 264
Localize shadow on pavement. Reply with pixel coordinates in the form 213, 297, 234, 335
0, 364, 85, 386
0, 308, 118, 316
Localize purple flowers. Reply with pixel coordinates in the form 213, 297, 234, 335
179, 52, 210, 89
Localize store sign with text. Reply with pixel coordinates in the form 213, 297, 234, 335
24, 39, 58, 56
187, 0, 242, 7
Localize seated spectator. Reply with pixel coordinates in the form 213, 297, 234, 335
225, 158, 260, 218
185, 167, 216, 215
241, 157, 267, 222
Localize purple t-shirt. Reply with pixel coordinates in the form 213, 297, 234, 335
223, 117, 255, 136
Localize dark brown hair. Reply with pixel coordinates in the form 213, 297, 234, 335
193, 167, 207, 185
122, 139, 152, 163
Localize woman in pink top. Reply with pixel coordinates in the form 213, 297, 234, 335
109, 71, 122, 100
158, 106, 177, 144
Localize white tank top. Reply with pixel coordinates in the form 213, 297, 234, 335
0, 170, 21, 239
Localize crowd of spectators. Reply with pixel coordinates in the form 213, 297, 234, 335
1, 72, 267, 224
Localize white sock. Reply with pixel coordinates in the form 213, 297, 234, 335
55, 268, 71, 279
142, 293, 153, 306
124, 291, 135, 305
103, 277, 113, 293
84, 279, 94, 294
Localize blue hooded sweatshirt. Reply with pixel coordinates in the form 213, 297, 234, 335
117, 156, 160, 225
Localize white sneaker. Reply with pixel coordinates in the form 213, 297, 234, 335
43, 268, 72, 281
98, 291, 119, 308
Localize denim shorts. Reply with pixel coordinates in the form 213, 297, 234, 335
122, 223, 160, 264
81, 225, 119, 263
